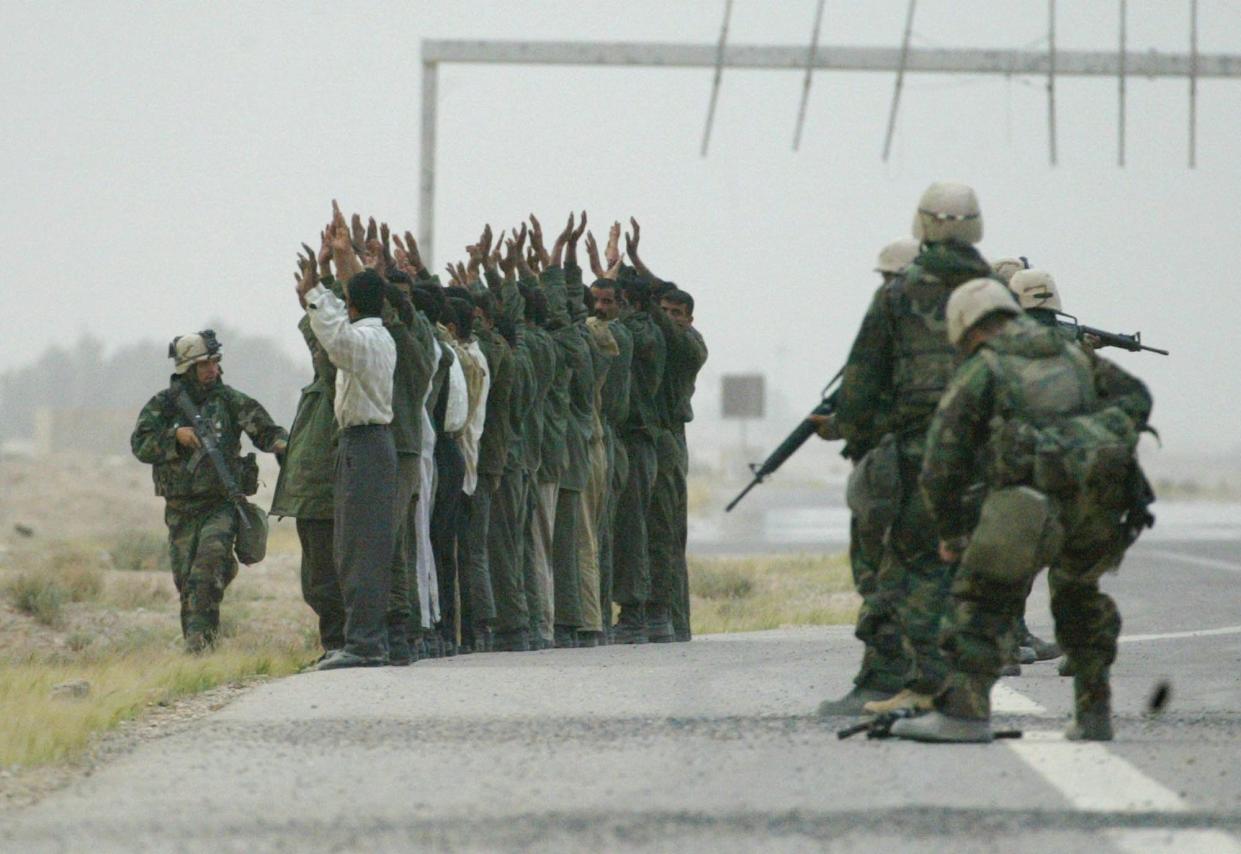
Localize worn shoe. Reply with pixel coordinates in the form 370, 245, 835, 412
313, 650, 386, 671
554, 626, 578, 648
492, 629, 531, 652
1024, 632, 1062, 661
891, 710, 994, 743
646, 606, 675, 643
184, 631, 212, 654
862, 689, 935, 714
612, 608, 649, 645
576, 630, 602, 648
1017, 646, 1037, 665
1000, 663, 1022, 677
1065, 710, 1114, 741
673, 629, 692, 643
1058, 657, 1075, 677
816, 687, 894, 717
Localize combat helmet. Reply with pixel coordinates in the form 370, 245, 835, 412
946, 278, 1020, 347
169, 330, 222, 374
1008, 269, 1063, 312
912, 182, 983, 245
875, 237, 921, 274
991, 256, 1029, 284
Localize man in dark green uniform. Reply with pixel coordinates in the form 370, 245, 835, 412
834, 182, 994, 715
131, 331, 287, 652
815, 237, 918, 715
892, 279, 1153, 742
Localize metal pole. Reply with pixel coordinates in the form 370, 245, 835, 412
793, 0, 828, 151
1190, 0, 1199, 168
701, 0, 734, 157
419, 59, 438, 266
882, 0, 917, 162
1118, 0, 1127, 167
1048, 0, 1058, 166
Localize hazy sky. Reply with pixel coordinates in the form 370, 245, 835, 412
3, 0, 1240, 457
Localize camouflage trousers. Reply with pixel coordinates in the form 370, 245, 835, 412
876, 460, 954, 695
649, 427, 690, 633
937, 505, 1125, 720
850, 515, 910, 694
165, 498, 238, 645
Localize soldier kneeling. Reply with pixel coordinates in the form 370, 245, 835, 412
131, 331, 287, 652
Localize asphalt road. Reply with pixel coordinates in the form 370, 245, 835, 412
3, 537, 1240, 852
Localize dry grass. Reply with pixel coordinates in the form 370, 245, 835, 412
690, 552, 857, 634
0, 525, 315, 771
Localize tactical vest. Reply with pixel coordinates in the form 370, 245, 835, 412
886, 267, 959, 430
152, 384, 254, 500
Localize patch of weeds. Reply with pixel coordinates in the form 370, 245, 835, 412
5, 573, 66, 626
66, 631, 95, 653
108, 530, 169, 572
691, 566, 754, 600
104, 574, 173, 610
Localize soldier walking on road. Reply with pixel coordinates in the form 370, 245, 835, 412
131, 330, 287, 653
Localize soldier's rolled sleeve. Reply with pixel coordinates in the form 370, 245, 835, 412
919, 359, 993, 539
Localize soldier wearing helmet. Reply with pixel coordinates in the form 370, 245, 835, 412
820, 183, 996, 718
130, 330, 288, 652
888, 279, 1153, 743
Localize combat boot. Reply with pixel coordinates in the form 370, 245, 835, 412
1067, 670, 1113, 741
890, 711, 994, 743
387, 635, 413, 667
673, 628, 692, 643
1023, 631, 1062, 661
577, 630, 602, 648
1058, 657, 1075, 677
1018, 646, 1037, 665
645, 605, 674, 643
184, 631, 211, 655
492, 628, 530, 652
611, 607, 649, 645
816, 686, 893, 717
862, 689, 934, 714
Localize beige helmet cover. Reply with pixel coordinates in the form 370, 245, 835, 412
170, 333, 220, 374
991, 257, 1026, 284
1008, 268, 1063, 312
946, 278, 1020, 346
875, 237, 921, 274
912, 182, 983, 245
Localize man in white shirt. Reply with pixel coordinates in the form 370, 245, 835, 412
297, 260, 398, 670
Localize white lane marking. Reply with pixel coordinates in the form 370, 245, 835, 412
1106, 828, 1241, 854
1001, 687, 1241, 853
1139, 548, 1241, 574
991, 683, 1050, 716
1120, 625, 1241, 644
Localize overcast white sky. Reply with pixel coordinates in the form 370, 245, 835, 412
3, 0, 1240, 458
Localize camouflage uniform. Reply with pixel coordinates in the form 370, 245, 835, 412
835, 240, 994, 696
920, 315, 1153, 721
131, 374, 286, 647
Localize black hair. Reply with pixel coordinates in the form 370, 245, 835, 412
660, 287, 694, 316
445, 285, 475, 306
620, 277, 651, 310
472, 288, 497, 321
448, 297, 475, 338
410, 285, 441, 324
346, 269, 386, 317
386, 268, 413, 286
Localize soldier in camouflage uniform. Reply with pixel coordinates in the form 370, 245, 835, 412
834, 183, 995, 714
815, 237, 919, 715
892, 279, 1152, 743
131, 331, 287, 652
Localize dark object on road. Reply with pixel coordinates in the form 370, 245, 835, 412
1056, 313, 1169, 355
837, 709, 1023, 741
726, 367, 842, 512
1147, 680, 1172, 714
14, 524, 34, 538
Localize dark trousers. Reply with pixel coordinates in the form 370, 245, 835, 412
459, 485, 497, 641
335, 424, 397, 659
296, 518, 344, 652
491, 469, 529, 633
552, 486, 583, 629
612, 432, 657, 607
432, 435, 465, 642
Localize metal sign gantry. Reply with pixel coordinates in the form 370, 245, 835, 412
417, 36, 1241, 262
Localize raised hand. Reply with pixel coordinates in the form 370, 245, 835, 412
605, 221, 621, 268
584, 231, 605, 279
350, 213, 366, 255
528, 214, 550, 269
466, 243, 484, 279
500, 236, 519, 279
550, 212, 574, 268
485, 229, 505, 273
380, 222, 394, 268
398, 230, 425, 275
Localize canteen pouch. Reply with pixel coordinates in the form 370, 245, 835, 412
960, 486, 1062, 585
238, 452, 260, 496
846, 433, 902, 535
233, 500, 269, 565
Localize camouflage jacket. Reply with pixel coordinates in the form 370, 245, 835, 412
620, 307, 666, 438
131, 375, 286, 502
650, 299, 707, 430
835, 240, 993, 456
919, 316, 1152, 539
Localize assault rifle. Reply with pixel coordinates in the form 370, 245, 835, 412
175, 390, 252, 530
837, 710, 1022, 741
1056, 313, 1169, 355
725, 367, 842, 512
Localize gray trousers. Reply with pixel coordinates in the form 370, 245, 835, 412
335, 424, 397, 660
612, 432, 657, 608
297, 518, 344, 652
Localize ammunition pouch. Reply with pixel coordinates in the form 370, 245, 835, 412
238, 453, 259, 496
960, 486, 1062, 585
847, 433, 902, 536
233, 500, 269, 565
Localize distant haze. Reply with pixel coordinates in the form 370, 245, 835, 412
3, 1, 1239, 461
